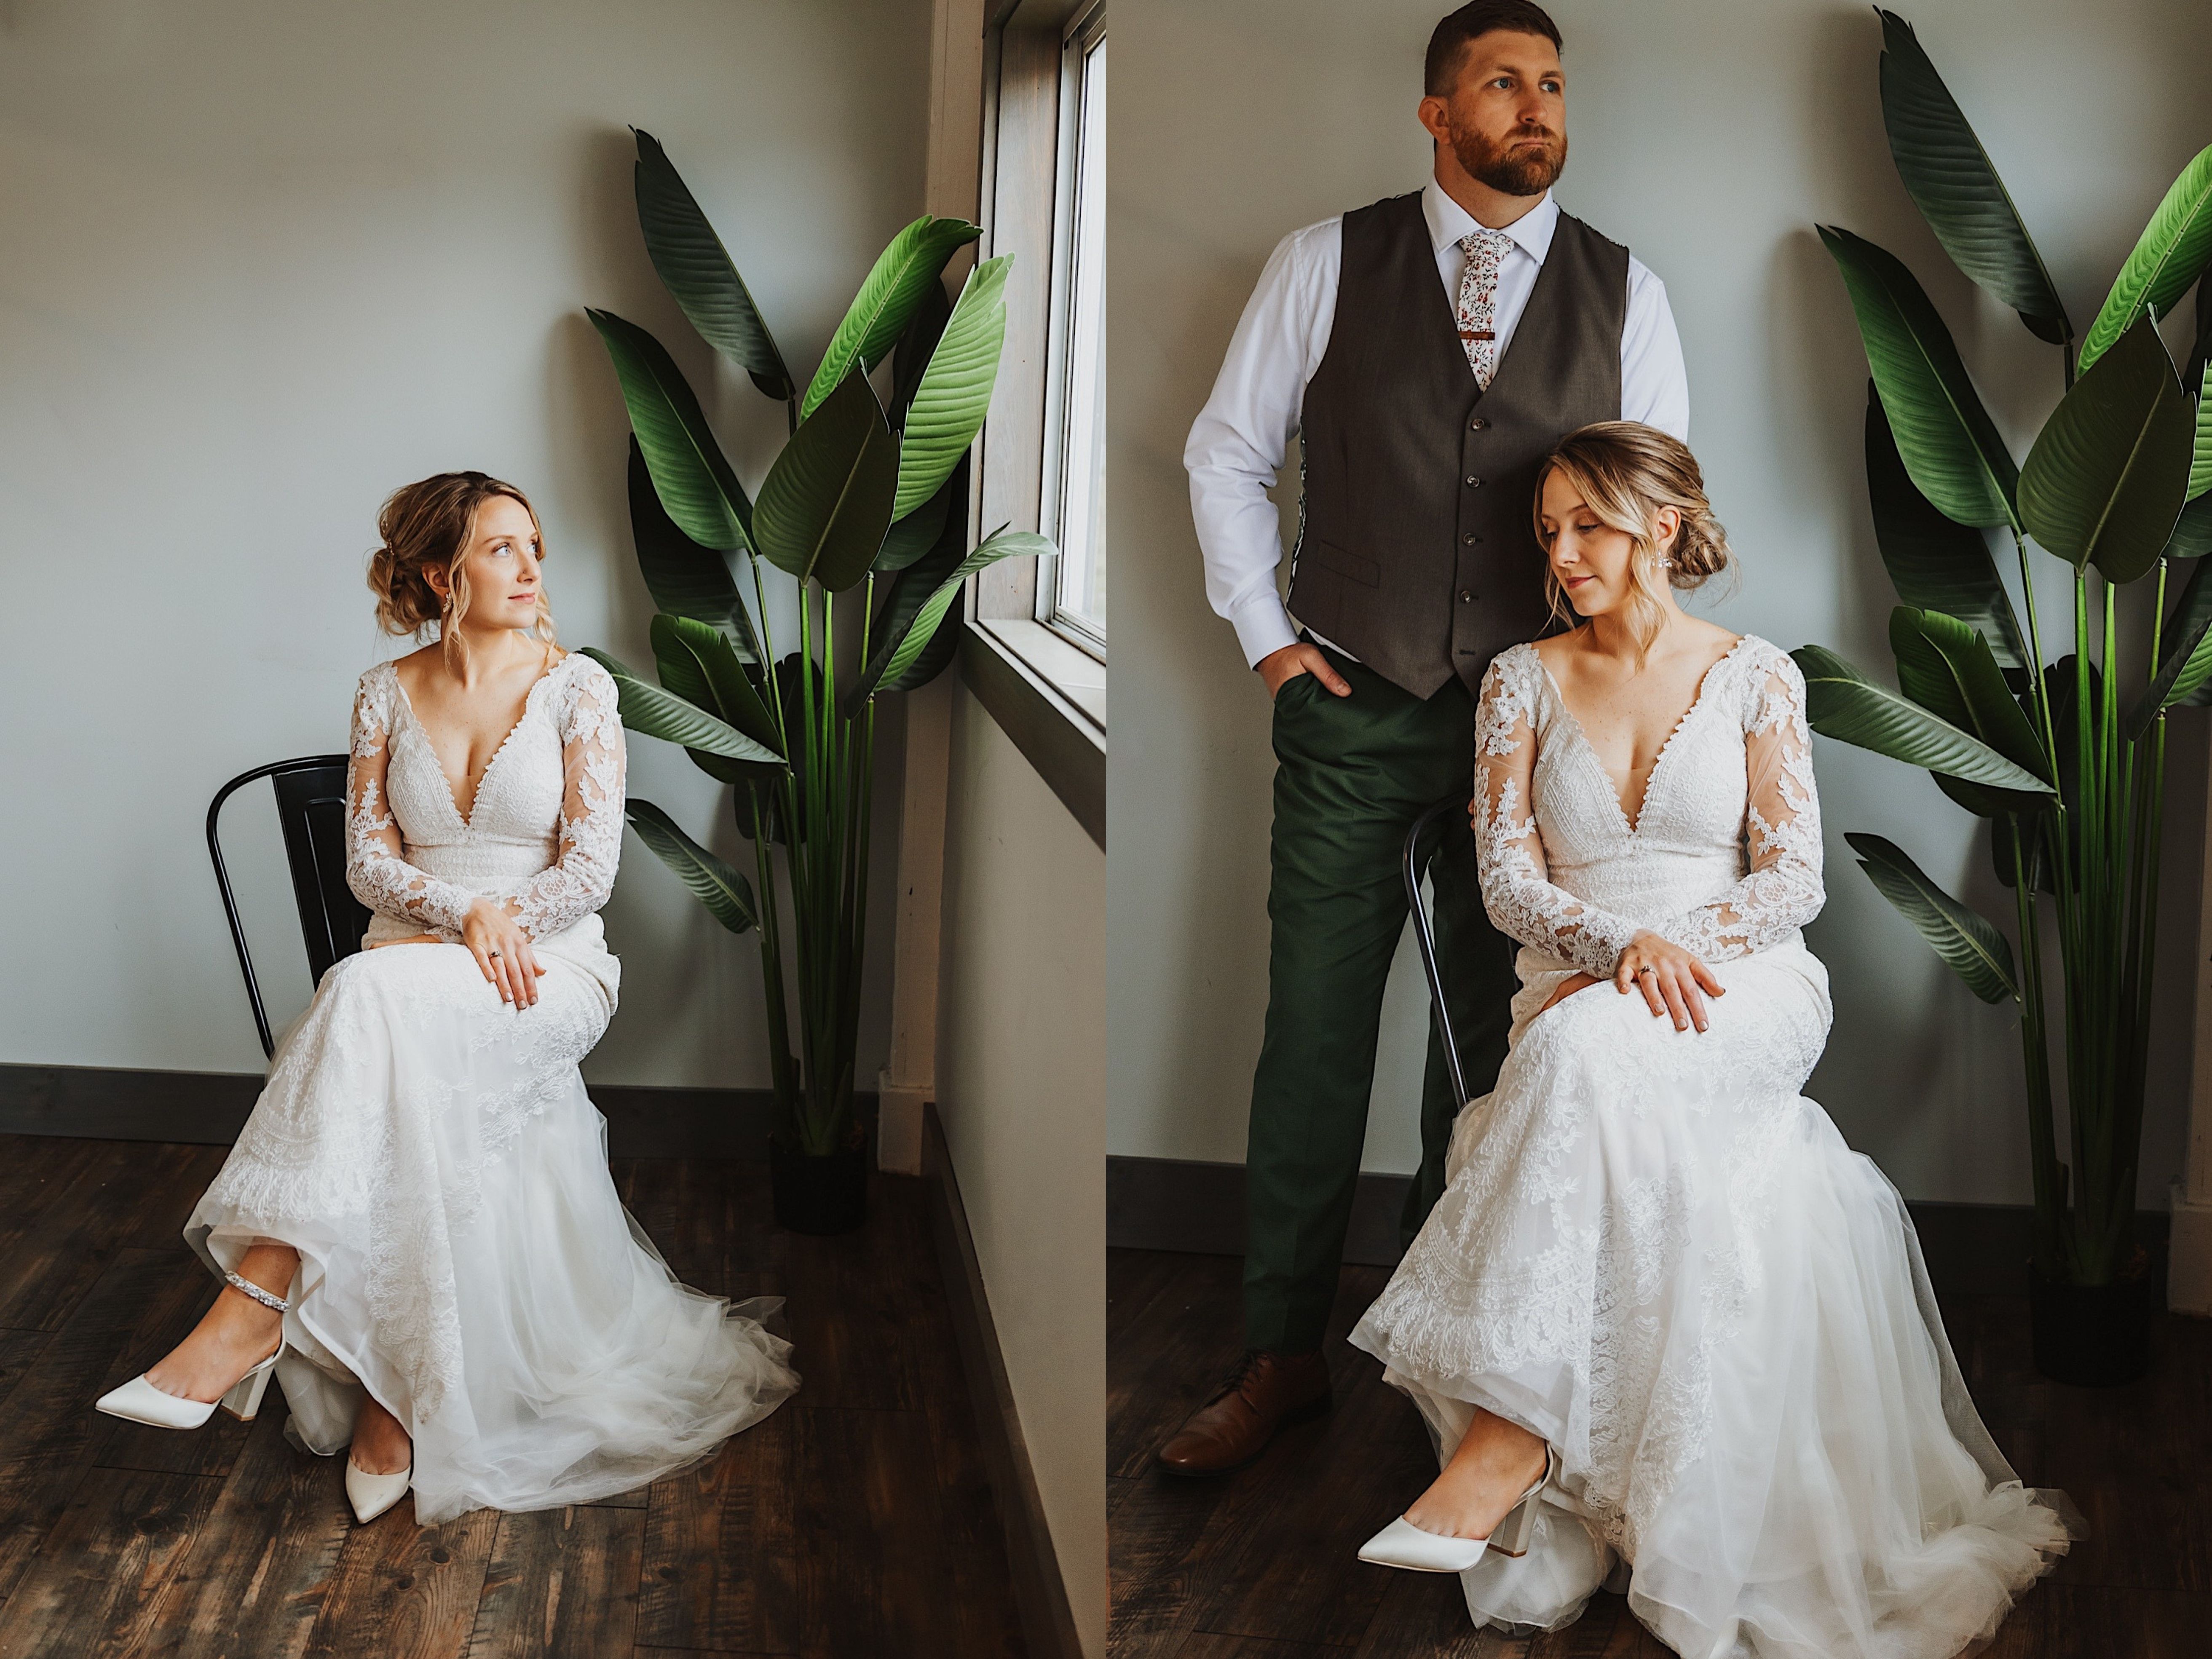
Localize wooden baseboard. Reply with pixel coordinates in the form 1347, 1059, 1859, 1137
1106, 1153, 2172, 1301
924, 1103, 1083, 1659
0, 1062, 874, 1161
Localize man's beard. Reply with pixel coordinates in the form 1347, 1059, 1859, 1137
1451, 123, 1567, 197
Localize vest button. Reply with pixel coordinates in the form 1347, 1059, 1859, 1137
1458, 589, 1474, 603
1470, 416, 1489, 430
1467, 476, 1483, 488
1463, 533, 1476, 545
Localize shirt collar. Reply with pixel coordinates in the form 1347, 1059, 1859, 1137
1423, 177, 1559, 263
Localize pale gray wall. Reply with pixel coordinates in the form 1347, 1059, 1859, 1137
1109, 0, 2203, 1207
936, 684, 1106, 1655
0, 0, 929, 1087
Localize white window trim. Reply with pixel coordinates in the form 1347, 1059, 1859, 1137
960, 0, 1108, 801
1036, 1, 1106, 655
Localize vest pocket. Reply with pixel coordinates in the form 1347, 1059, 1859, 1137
1306, 539, 1380, 587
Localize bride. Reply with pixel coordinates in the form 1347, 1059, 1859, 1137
96, 471, 798, 1525
1347, 423, 2075, 1654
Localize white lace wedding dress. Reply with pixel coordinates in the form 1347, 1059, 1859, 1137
184, 650, 798, 1523
1349, 636, 2075, 1657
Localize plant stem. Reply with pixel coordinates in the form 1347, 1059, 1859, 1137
2113, 713, 2168, 1273
793, 583, 824, 1151
747, 786, 794, 1137
2009, 821, 2060, 1274
750, 554, 788, 745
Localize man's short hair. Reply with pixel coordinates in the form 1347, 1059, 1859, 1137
1424, 1, 1564, 95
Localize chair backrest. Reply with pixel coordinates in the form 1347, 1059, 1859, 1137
1403, 797, 1471, 1109
208, 756, 372, 1058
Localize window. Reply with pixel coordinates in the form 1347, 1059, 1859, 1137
968, 0, 1107, 746
1043, 5, 1106, 648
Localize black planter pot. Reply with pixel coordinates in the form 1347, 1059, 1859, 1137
2028, 1256, 2155, 1386
769, 1137, 868, 1236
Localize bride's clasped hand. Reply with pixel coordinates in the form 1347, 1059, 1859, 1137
96, 471, 797, 1527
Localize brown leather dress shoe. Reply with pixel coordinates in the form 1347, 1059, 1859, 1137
1155, 1348, 1332, 1477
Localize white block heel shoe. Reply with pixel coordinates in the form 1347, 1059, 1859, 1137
345, 1455, 413, 1525
1358, 1442, 1558, 1573
94, 1269, 288, 1430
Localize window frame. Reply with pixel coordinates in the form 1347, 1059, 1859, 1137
1036, 0, 1106, 653
962, 0, 1107, 765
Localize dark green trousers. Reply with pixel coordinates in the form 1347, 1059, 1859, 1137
1243, 640, 1521, 1354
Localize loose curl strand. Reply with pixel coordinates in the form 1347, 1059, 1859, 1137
366, 471, 558, 674
1533, 420, 1732, 667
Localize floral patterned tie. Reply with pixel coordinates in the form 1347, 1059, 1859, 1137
1455, 227, 1518, 388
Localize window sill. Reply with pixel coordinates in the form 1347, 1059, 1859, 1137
956, 618, 1105, 850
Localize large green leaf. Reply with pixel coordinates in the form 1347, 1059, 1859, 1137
2187, 276, 2212, 396
645, 623, 752, 786
1876, 11, 2067, 344
632, 129, 793, 401
626, 438, 759, 665
1865, 384, 2026, 670
850, 480, 970, 711
1888, 607, 2049, 778
588, 308, 753, 552
852, 528, 1051, 706
2019, 314, 2194, 583
1845, 832, 2017, 1003
2169, 492, 2212, 560
876, 467, 957, 573
885, 609, 966, 692
2079, 144, 2212, 374
2191, 361, 2212, 500
651, 613, 782, 755
800, 215, 981, 420
1888, 607, 2051, 821
894, 257, 1011, 518
577, 648, 782, 763
890, 272, 953, 429
1818, 225, 2018, 527
1792, 644, 2055, 793
753, 369, 900, 591
2124, 555, 2212, 737
646, 615, 774, 787
624, 798, 757, 934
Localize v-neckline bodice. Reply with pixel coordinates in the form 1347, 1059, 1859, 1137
387, 653, 562, 832
1532, 635, 1749, 838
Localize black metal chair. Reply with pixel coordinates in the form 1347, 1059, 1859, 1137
1403, 797, 1472, 1108
207, 757, 371, 1058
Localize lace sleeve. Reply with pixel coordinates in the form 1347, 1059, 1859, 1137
344, 669, 478, 937
1472, 651, 1645, 979
1659, 648, 1824, 961
507, 657, 627, 941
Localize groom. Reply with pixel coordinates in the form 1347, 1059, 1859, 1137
1162, 0, 1692, 1476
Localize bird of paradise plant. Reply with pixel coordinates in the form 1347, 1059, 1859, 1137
580, 131, 1046, 1210
1795, 13, 2211, 1363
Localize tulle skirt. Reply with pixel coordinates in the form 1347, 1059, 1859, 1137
1350, 942, 2076, 1658
184, 927, 798, 1523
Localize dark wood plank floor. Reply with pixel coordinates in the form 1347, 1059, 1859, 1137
1108, 1247, 2212, 1659
0, 1132, 1026, 1658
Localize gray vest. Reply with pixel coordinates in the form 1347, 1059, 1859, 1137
1287, 193, 1630, 699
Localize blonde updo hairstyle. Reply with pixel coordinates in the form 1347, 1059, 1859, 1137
1533, 421, 1731, 665
367, 471, 557, 673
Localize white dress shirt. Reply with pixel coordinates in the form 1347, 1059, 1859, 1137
1186, 181, 1692, 669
